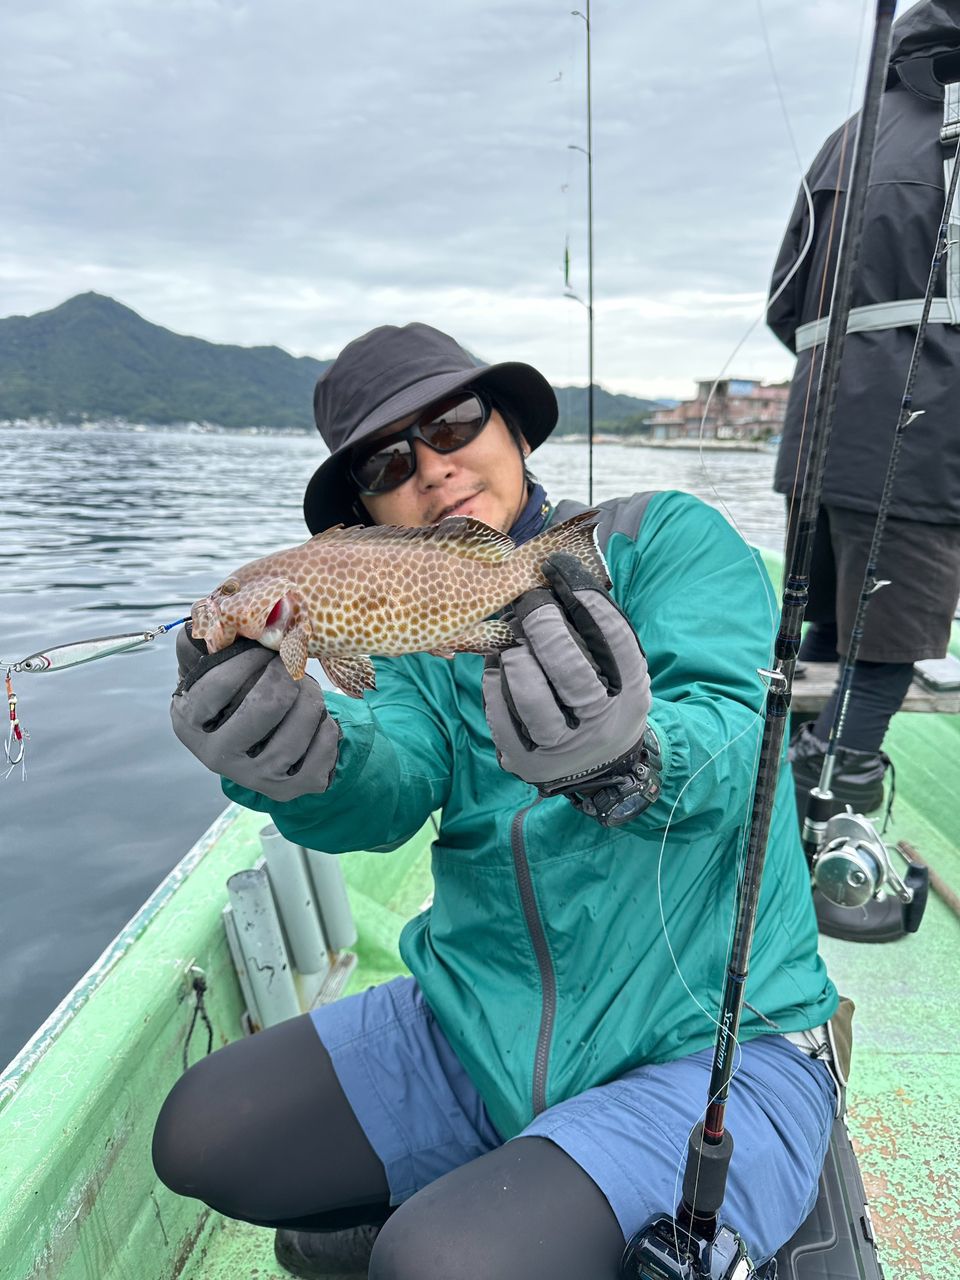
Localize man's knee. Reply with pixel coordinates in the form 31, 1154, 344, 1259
368, 1192, 476, 1280
368, 1137, 623, 1280
151, 1054, 221, 1198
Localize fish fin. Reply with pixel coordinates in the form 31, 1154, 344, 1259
524, 510, 611, 588
425, 517, 516, 562
320, 655, 377, 698
438, 618, 517, 655
307, 517, 516, 563
279, 623, 311, 680
308, 524, 347, 542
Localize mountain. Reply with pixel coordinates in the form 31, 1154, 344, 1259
552, 384, 660, 436
0, 293, 659, 433
0, 293, 330, 430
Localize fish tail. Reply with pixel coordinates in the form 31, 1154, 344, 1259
518, 509, 611, 588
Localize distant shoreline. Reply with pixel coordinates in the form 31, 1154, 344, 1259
2, 420, 774, 452
555, 433, 772, 452
0, 418, 313, 436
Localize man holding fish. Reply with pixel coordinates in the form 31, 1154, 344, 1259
154, 323, 840, 1279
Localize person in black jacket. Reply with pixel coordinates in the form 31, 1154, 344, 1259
767, 0, 960, 818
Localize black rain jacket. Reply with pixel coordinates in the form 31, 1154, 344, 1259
767, 0, 960, 524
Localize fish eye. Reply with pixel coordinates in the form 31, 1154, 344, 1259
220, 579, 241, 596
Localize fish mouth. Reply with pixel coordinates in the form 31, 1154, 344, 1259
191, 599, 233, 652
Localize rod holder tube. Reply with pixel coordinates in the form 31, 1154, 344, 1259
221, 904, 263, 1031
226, 866, 301, 1027
260, 824, 330, 975
303, 848, 357, 952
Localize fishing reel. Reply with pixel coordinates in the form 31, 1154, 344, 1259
619, 1125, 772, 1280
620, 1215, 767, 1280
802, 799, 928, 942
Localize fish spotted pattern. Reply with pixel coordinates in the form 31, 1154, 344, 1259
190, 512, 608, 697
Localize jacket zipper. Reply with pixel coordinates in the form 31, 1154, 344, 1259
510, 800, 556, 1116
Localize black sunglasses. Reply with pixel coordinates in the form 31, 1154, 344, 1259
350, 391, 493, 495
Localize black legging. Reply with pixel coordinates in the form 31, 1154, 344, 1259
799, 620, 914, 752
152, 1013, 625, 1279
786, 502, 915, 752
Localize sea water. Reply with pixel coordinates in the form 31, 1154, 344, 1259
0, 424, 783, 1067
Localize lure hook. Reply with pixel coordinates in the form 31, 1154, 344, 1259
3, 669, 27, 780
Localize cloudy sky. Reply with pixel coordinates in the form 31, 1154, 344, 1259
1, 0, 916, 399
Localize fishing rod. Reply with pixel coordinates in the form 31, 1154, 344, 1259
798, 127, 960, 935
564, 1, 595, 505
2, 617, 188, 779
620, 3, 897, 1276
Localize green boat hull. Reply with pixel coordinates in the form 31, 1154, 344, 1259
1, 686, 957, 1278
0, 806, 435, 1280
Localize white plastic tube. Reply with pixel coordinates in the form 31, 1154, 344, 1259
260, 824, 330, 977
226, 866, 300, 1027
303, 848, 357, 951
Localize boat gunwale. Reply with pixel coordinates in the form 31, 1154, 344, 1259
0, 802, 241, 1111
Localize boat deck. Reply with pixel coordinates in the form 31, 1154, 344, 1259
791, 661, 960, 715
174, 712, 960, 1280
816, 707, 960, 1273
2, 701, 957, 1280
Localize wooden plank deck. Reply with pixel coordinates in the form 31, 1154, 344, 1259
791, 663, 960, 715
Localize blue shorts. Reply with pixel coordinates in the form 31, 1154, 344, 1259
310, 976, 835, 1261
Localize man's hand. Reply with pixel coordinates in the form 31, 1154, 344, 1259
482, 554, 652, 793
170, 625, 340, 803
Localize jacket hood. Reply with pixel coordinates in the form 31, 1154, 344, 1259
891, 0, 960, 64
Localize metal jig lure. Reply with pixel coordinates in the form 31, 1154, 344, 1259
2, 618, 187, 675
1, 617, 188, 780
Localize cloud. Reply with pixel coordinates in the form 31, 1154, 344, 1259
0, 0, 919, 397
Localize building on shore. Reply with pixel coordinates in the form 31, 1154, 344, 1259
645, 378, 789, 443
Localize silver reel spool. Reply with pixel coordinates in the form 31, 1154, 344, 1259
811, 809, 914, 909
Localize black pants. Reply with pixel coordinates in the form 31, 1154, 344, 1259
152, 1013, 625, 1280
786, 502, 960, 663
786, 503, 929, 751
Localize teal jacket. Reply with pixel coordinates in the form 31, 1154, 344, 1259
226, 490, 838, 1139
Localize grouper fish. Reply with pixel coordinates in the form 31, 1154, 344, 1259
189, 510, 609, 698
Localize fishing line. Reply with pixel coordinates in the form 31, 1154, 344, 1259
690, 0, 826, 638
776, 0, 960, 865
654, 712, 768, 1035
654, 706, 766, 1258
758, 0, 858, 556
782, 116, 855, 563
647, 0, 843, 1227
806, 125, 960, 840
1, 617, 188, 674
637, 2, 894, 1262
693, 0, 869, 612
782, 0, 877, 542
1, 615, 189, 781
662, 0, 863, 1046
778, 8, 874, 537
694, 0, 895, 1176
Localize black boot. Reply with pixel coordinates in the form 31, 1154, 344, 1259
274, 1223, 381, 1278
788, 722, 889, 821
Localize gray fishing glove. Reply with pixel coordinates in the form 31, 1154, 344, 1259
170, 625, 340, 803
482, 554, 659, 823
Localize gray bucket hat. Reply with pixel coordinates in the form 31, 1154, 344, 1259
303, 322, 558, 533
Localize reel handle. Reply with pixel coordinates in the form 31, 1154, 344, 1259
901, 862, 929, 934
812, 866, 929, 942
